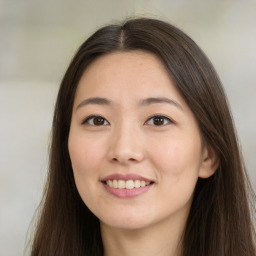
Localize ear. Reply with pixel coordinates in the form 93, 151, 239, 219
198, 145, 219, 179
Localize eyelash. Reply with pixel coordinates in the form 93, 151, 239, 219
82, 115, 110, 126
81, 114, 173, 126
145, 114, 173, 126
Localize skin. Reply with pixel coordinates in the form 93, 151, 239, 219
68, 51, 218, 256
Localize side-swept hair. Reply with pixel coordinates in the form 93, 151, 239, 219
31, 18, 256, 255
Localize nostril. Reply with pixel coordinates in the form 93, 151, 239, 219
112, 157, 137, 163
110, 150, 144, 164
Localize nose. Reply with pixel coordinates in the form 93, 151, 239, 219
108, 123, 144, 165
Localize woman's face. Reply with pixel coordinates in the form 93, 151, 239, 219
68, 51, 215, 230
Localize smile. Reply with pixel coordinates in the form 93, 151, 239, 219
101, 173, 155, 198
105, 179, 152, 189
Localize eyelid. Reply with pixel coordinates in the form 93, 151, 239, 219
81, 115, 110, 126
145, 114, 173, 126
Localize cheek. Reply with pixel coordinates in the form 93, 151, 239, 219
152, 138, 201, 210
68, 134, 105, 174
151, 136, 202, 179
68, 134, 105, 209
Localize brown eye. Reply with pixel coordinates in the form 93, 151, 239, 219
146, 115, 172, 126
93, 117, 105, 125
153, 116, 165, 125
83, 115, 109, 126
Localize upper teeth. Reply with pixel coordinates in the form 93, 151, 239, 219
106, 180, 151, 189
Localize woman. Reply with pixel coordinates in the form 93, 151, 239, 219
31, 18, 256, 255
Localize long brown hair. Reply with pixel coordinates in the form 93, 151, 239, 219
31, 18, 256, 255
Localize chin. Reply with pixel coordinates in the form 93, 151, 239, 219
101, 219, 150, 231
98, 211, 157, 231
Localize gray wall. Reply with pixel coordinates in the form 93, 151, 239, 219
0, 1, 255, 255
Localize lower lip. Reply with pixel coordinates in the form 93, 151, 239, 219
102, 183, 153, 198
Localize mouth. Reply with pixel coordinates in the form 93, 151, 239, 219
101, 173, 155, 198
102, 179, 154, 189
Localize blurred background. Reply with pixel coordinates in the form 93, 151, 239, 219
0, 0, 255, 255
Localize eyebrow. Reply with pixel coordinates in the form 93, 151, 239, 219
76, 97, 111, 111
76, 96, 183, 111
139, 97, 183, 111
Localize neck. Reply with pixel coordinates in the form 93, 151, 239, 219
101, 216, 185, 256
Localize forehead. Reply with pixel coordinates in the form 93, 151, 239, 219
76, 50, 179, 97
82, 50, 167, 80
